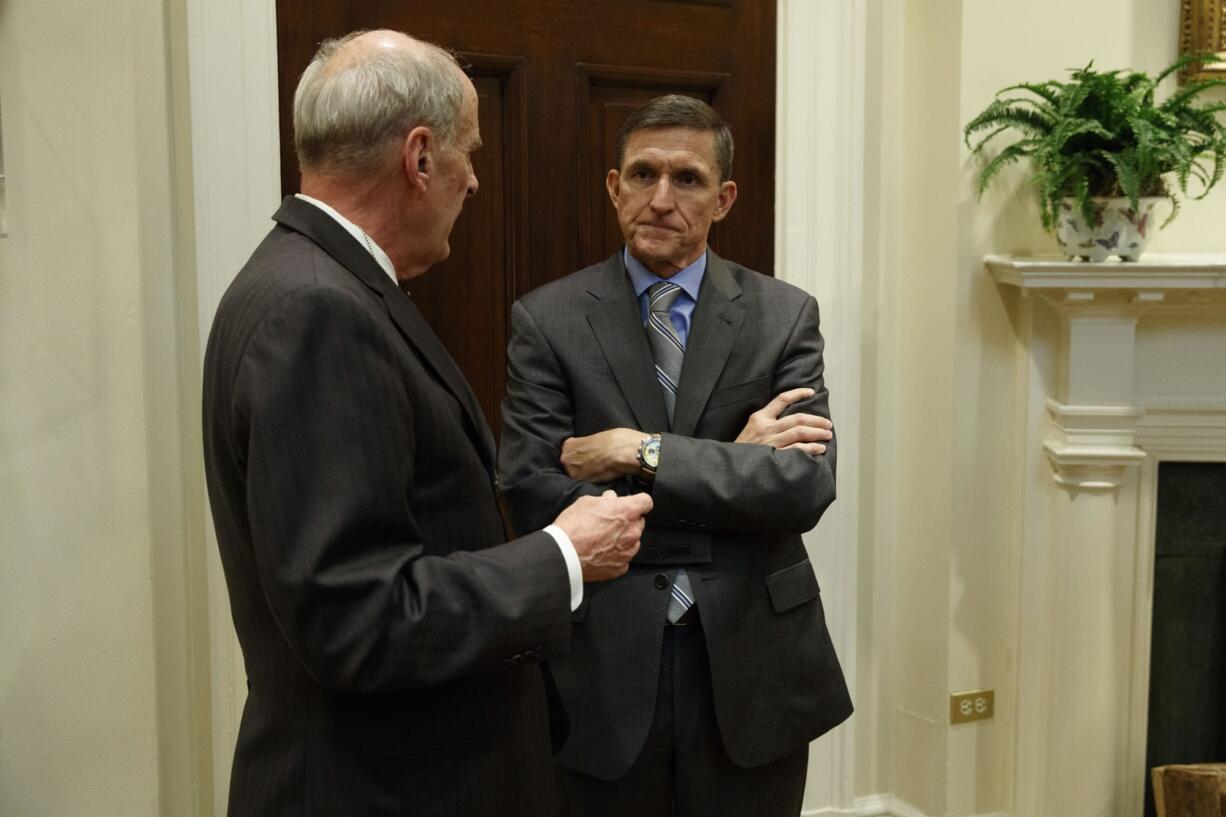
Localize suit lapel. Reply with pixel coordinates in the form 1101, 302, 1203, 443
381, 295, 498, 471
272, 197, 497, 472
585, 253, 671, 434
672, 251, 745, 438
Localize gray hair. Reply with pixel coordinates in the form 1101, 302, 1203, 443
613, 95, 734, 182
293, 31, 465, 175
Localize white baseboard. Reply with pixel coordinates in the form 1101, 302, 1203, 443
806, 794, 922, 817
855, 794, 929, 817
805, 794, 1007, 817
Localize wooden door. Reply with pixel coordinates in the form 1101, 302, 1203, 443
276, 1, 776, 434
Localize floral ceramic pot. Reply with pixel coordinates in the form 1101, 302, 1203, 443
1055, 197, 1162, 262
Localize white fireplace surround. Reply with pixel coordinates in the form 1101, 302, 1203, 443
987, 254, 1226, 817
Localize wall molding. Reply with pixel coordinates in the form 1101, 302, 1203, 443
775, 0, 865, 811
808, 793, 1007, 817
183, 0, 281, 809
850, 793, 928, 817
1044, 399, 1147, 490
139, 0, 216, 812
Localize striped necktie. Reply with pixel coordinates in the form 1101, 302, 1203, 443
645, 281, 695, 624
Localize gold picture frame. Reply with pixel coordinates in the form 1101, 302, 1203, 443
1179, 0, 1226, 80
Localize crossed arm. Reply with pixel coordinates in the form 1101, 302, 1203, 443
499, 295, 838, 537
559, 387, 831, 483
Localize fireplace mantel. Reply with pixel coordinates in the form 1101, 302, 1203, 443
985, 253, 1226, 817
986, 253, 1226, 295
987, 254, 1226, 490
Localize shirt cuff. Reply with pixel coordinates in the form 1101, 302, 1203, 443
543, 524, 584, 611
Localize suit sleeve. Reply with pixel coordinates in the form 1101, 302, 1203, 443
651, 295, 837, 534
499, 299, 610, 535
233, 286, 571, 693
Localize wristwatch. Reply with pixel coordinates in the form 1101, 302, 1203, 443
637, 433, 662, 477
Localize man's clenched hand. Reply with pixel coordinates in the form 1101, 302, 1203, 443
553, 490, 652, 581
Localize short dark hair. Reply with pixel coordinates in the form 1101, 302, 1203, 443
613, 95, 734, 182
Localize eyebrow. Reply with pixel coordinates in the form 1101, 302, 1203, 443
627, 158, 709, 177
666, 163, 712, 185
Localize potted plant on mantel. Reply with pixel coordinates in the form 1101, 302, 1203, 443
964, 54, 1226, 262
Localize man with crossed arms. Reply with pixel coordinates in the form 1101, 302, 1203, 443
500, 95, 852, 816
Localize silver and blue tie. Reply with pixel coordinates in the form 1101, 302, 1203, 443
646, 281, 695, 624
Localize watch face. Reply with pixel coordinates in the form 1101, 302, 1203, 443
643, 438, 661, 468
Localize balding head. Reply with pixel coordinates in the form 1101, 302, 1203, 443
292, 29, 466, 176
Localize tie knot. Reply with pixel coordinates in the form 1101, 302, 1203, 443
647, 282, 684, 315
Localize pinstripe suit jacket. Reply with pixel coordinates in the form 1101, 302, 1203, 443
499, 250, 853, 781
203, 196, 571, 817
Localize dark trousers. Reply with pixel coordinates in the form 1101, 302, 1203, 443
557, 615, 808, 817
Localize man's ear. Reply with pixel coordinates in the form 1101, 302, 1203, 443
403, 126, 433, 193
605, 169, 621, 209
711, 180, 738, 223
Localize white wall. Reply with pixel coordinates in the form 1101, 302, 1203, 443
0, 0, 209, 815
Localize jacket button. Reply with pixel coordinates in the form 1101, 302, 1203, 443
654, 573, 670, 589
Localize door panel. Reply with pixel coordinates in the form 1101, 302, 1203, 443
276, 1, 776, 434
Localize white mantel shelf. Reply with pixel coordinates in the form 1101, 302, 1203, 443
986, 253, 1226, 492
986, 253, 1226, 294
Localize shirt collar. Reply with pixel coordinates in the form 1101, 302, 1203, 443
623, 247, 706, 302
295, 194, 398, 285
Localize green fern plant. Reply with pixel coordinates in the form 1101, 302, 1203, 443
964, 54, 1226, 231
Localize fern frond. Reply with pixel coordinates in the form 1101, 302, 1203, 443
974, 143, 1031, 199
1049, 117, 1114, 151
1191, 150, 1226, 199
1099, 150, 1142, 206
1070, 172, 1093, 230
1161, 193, 1181, 228
1208, 150, 1226, 194
967, 125, 1020, 155
1161, 78, 1226, 112
1155, 51, 1211, 85
964, 102, 1052, 146
998, 81, 1063, 105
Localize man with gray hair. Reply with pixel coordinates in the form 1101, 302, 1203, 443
500, 95, 852, 815
202, 30, 651, 817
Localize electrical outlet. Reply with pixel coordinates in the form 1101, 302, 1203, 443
949, 688, 994, 724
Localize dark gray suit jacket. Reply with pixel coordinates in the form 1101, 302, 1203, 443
499, 250, 853, 781
203, 197, 571, 816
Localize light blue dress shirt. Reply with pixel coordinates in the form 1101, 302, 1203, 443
623, 247, 706, 346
